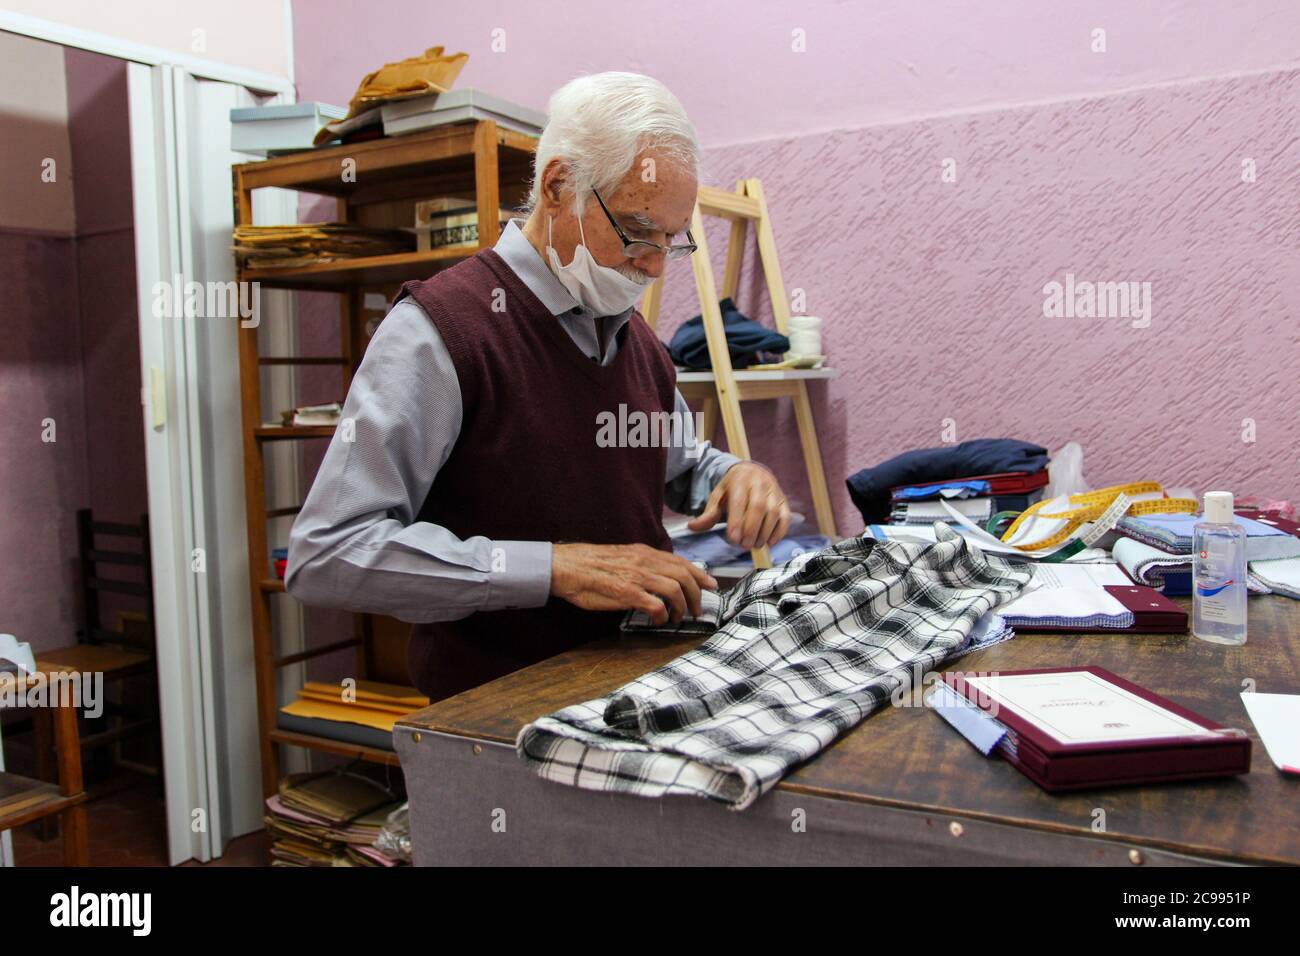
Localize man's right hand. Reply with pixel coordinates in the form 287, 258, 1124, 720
550, 543, 718, 626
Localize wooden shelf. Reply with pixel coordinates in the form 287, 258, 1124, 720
676, 366, 839, 383
267, 729, 400, 767
253, 425, 337, 441
233, 124, 538, 199
240, 246, 472, 291
678, 366, 839, 403
235, 118, 537, 797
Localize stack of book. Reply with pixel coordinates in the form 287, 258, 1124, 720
888, 469, 1049, 526
266, 766, 407, 867
415, 198, 516, 251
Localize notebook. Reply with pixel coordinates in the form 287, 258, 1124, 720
934, 667, 1252, 791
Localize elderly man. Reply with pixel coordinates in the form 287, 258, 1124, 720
287, 72, 790, 701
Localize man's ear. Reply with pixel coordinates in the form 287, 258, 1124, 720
540, 159, 571, 211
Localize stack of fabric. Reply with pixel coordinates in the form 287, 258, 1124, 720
847, 438, 1050, 528
1113, 510, 1300, 597
266, 767, 407, 867
667, 298, 790, 369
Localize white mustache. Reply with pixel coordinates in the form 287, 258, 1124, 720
616, 262, 653, 285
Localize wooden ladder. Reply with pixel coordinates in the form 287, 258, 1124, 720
639, 178, 838, 568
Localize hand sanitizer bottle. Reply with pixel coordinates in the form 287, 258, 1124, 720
1192, 491, 1248, 645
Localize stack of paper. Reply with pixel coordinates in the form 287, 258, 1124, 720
890, 497, 994, 525
266, 767, 406, 867
233, 224, 415, 268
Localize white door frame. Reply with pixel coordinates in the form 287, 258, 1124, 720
128, 60, 213, 864
129, 62, 303, 863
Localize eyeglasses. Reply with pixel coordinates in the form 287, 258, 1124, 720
591, 188, 697, 261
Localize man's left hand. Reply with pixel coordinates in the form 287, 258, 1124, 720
686, 461, 791, 549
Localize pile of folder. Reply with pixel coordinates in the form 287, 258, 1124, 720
888, 469, 1049, 526
277, 679, 430, 752
266, 766, 407, 867
279, 681, 431, 754
233, 224, 415, 268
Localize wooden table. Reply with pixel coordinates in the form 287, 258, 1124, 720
394, 596, 1300, 866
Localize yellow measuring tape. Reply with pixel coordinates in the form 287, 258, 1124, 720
1000, 481, 1198, 552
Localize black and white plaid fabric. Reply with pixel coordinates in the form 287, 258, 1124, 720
516, 523, 1033, 809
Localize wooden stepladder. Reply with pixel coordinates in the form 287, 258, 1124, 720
640, 178, 839, 568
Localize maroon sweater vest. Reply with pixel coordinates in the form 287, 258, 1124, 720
394, 249, 676, 701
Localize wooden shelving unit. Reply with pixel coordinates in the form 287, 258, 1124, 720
232, 120, 537, 798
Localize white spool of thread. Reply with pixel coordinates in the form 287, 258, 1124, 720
786, 315, 823, 356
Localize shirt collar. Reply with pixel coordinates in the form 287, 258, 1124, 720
493, 218, 636, 329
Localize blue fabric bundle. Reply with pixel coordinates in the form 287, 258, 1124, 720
667, 298, 790, 369
846, 438, 1049, 524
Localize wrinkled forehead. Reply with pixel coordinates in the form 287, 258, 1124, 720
607, 155, 698, 234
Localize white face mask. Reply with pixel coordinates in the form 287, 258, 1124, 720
545, 213, 649, 316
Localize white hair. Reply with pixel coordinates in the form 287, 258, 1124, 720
526, 72, 700, 217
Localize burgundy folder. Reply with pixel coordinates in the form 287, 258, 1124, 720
889, 469, 1049, 498
1104, 584, 1188, 632
1011, 584, 1188, 634
940, 666, 1252, 792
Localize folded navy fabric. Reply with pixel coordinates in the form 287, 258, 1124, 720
667, 298, 790, 369
846, 438, 1049, 524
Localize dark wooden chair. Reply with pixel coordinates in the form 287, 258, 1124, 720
37, 510, 161, 796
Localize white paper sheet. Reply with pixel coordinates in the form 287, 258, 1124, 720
964, 671, 1216, 745
1240, 692, 1300, 773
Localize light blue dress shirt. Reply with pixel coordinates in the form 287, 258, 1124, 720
285, 219, 740, 623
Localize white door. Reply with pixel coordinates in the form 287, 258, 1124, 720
127, 63, 292, 863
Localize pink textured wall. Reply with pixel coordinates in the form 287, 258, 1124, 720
292, 0, 1300, 148
0, 49, 143, 655
0, 231, 87, 652
664, 68, 1300, 532
288, 2, 1300, 537
65, 48, 145, 528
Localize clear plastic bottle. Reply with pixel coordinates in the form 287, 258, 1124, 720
1192, 491, 1248, 645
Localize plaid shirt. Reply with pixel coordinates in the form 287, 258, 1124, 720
516, 524, 1033, 809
